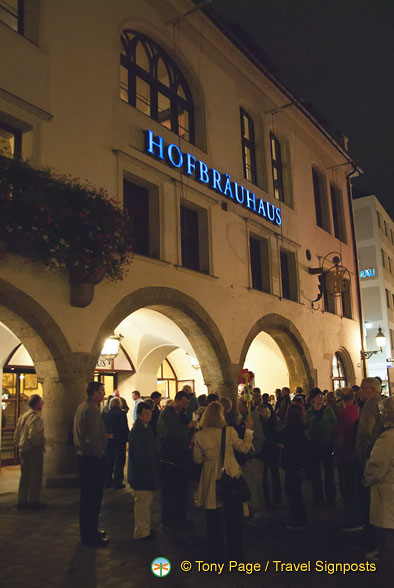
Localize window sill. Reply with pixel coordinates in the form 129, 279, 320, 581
133, 254, 171, 267
247, 287, 272, 296
316, 225, 332, 236
174, 265, 219, 280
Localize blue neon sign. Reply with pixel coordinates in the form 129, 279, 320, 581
143, 129, 282, 227
360, 268, 375, 279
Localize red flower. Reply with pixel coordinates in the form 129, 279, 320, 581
237, 369, 255, 385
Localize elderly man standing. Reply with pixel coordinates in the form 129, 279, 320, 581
74, 381, 108, 547
14, 394, 46, 510
356, 377, 384, 558
356, 377, 384, 465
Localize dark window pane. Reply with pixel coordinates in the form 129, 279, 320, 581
123, 179, 149, 256
331, 184, 340, 239
312, 168, 323, 227
250, 238, 262, 290
280, 251, 290, 300
181, 206, 199, 271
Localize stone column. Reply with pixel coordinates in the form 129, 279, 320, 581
40, 352, 96, 487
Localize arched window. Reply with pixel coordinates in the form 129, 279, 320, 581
120, 30, 195, 144
332, 352, 347, 391
157, 358, 178, 398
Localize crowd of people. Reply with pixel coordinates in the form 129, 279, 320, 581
12, 377, 394, 576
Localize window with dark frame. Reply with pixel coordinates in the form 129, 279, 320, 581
240, 108, 257, 184
0, 0, 24, 34
384, 220, 388, 236
280, 249, 297, 301
180, 203, 209, 274
386, 288, 390, 309
377, 211, 381, 228
390, 329, 394, 353
382, 248, 386, 268
270, 132, 284, 201
0, 123, 22, 158
123, 178, 159, 259
341, 280, 352, 319
312, 167, 330, 232
249, 236, 270, 293
392, 292, 394, 308
330, 183, 346, 242
120, 30, 194, 143
389, 256, 392, 274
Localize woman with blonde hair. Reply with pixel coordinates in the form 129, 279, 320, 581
364, 396, 394, 576
193, 401, 254, 560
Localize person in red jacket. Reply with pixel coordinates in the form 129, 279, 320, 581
335, 388, 364, 531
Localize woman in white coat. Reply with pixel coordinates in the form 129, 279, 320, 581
193, 401, 254, 561
364, 396, 394, 576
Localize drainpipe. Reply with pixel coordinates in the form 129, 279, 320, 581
346, 164, 366, 378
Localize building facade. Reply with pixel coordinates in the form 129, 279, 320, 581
0, 0, 363, 480
354, 195, 394, 389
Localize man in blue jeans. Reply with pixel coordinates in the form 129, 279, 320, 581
74, 381, 108, 547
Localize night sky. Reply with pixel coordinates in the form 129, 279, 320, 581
212, 0, 394, 217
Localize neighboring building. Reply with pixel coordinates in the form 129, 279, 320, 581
354, 195, 394, 388
0, 0, 363, 480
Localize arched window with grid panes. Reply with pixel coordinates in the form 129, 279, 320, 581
120, 30, 195, 144
331, 352, 347, 391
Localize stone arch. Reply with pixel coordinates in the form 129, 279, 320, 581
335, 346, 356, 387
0, 278, 92, 479
239, 313, 315, 391
94, 287, 233, 396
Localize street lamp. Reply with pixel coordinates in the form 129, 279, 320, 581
361, 326, 386, 360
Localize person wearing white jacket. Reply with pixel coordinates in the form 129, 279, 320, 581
364, 396, 394, 577
14, 394, 45, 509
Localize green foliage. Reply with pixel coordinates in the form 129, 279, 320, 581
0, 156, 133, 281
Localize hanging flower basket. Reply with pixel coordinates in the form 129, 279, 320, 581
0, 155, 134, 305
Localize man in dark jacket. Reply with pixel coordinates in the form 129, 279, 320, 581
157, 390, 197, 528
128, 401, 159, 540
150, 391, 162, 435
102, 397, 129, 489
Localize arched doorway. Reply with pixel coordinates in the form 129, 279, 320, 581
1, 336, 44, 465
94, 288, 233, 416
0, 279, 88, 481
243, 331, 289, 394
240, 313, 314, 392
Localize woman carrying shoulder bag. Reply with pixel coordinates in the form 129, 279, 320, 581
193, 401, 254, 561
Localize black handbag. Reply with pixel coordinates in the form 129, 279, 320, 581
216, 427, 251, 504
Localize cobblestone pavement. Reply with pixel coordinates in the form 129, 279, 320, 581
0, 466, 379, 588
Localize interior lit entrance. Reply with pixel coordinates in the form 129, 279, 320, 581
96, 308, 208, 418
243, 331, 289, 394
